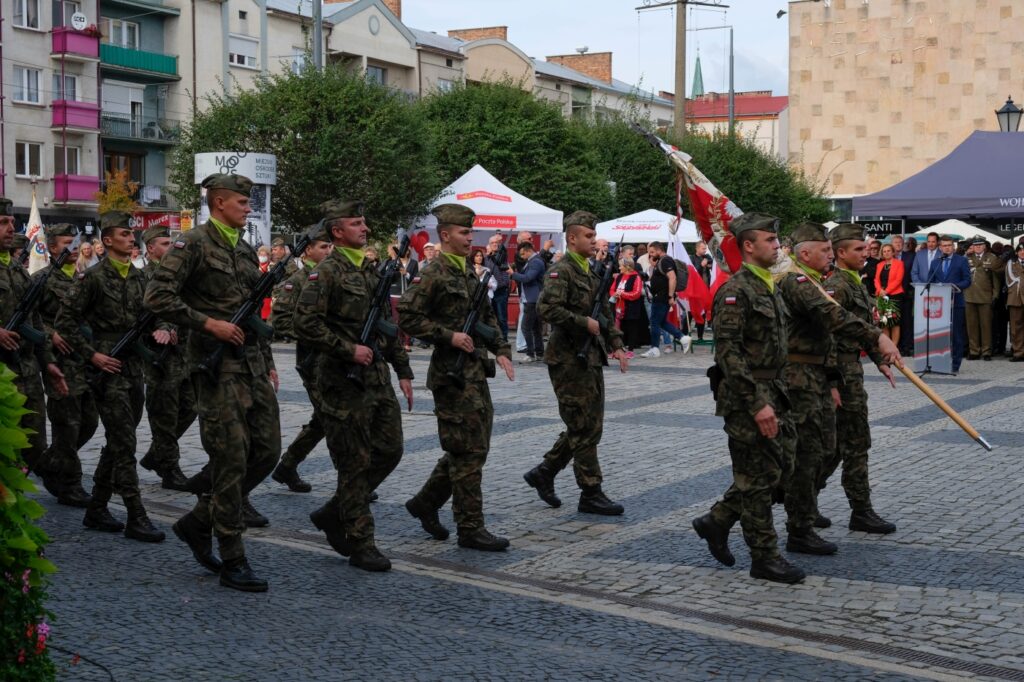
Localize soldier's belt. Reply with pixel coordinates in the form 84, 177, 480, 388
787, 353, 826, 365
836, 352, 860, 363
750, 368, 783, 380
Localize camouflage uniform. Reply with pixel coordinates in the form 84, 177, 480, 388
397, 244, 511, 534
536, 215, 624, 492
140, 254, 197, 477
293, 224, 411, 552
965, 248, 1004, 358
143, 215, 280, 562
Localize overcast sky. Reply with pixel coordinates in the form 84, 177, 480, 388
401, 0, 790, 97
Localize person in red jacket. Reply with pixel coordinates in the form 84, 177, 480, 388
609, 257, 646, 355
874, 243, 905, 348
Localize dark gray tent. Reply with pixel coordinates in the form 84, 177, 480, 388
852, 131, 1024, 218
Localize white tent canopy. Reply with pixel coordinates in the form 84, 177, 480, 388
906, 219, 1011, 246
595, 209, 700, 244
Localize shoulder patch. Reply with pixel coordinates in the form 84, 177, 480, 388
411, 276, 421, 285
283, 283, 294, 291
174, 240, 186, 249
549, 272, 559, 279
724, 296, 737, 305
796, 275, 808, 283
307, 272, 319, 281
77, 272, 86, 280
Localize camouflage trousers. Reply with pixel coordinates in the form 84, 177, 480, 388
191, 372, 281, 562
817, 370, 872, 512
319, 378, 403, 551
143, 362, 197, 473
542, 363, 605, 489
13, 367, 47, 473
280, 368, 327, 470
411, 381, 494, 533
709, 410, 796, 561
91, 372, 145, 499
42, 390, 99, 489
782, 389, 836, 534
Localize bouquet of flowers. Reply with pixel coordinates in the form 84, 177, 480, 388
875, 294, 900, 328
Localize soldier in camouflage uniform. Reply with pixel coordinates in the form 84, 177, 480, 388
56, 211, 164, 543
11, 232, 29, 265
817, 224, 897, 534
293, 199, 414, 572
398, 204, 516, 551
138, 226, 195, 491
691, 213, 807, 583
965, 238, 1005, 360
35, 223, 95, 507
144, 173, 280, 592
775, 222, 900, 557
522, 211, 629, 516
269, 225, 333, 492
0, 199, 67, 482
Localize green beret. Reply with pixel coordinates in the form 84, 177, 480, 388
564, 210, 599, 231
0, 197, 13, 216
142, 226, 170, 244
11, 233, 28, 249
789, 221, 829, 244
729, 212, 779, 238
829, 222, 865, 244
201, 173, 253, 198
47, 223, 79, 239
100, 210, 133, 232
320, 199, 364, 222
431, 203, 475, 228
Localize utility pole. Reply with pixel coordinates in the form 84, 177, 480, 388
313, 0, 323, 69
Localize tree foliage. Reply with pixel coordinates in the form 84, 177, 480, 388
95, 168, 138, 214
168, 65, 442, 240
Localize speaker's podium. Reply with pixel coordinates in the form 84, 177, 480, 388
913, 283, 954, 374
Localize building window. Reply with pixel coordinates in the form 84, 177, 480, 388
239, 10, 247, 19
445, 58, 453, 68
16, 142, 42, 177
105, 152, 144, 185
52, 74, 79, 102
571, 86, 592, 119
229, 35, 259, 68
13, 0, 40, 29
101, 17, 140, 49
366, 65, 387, 85
13, 67, 41, 104
54, 145, 81, 176
291, 47, 308, 75
53, 0, 81, 27
437, 78, 456, 92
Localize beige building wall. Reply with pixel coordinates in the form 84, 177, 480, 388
462, 40, 535, 89
327, 3, 418, 93
788, 0, 1024, 198
534, 77, 573, 117
691, 115, 787, 158
418, 50, 463, 95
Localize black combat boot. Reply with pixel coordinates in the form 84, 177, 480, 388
82, 487, 124, 532
309, 503, 352, 557
405, 498, 450, 540
271, 463, 312, 493
578, 486, 624, 516
750, 556, 806, 584
139, 452, 160, 474
457, 528, 510, 552
368, 491, 379, 503
172, 512, 222, 573
349, 544, 391, 572
220, 557, 268, 592
786, 528, 838, 555
691, 514, 736, 567
242, 496, 269, 528
523, 463, 561, 508
813, 513, 832, 529
183, 466, 212, 495
160, 465, 191, 492
57, 482, 92, 508
849, 508, 896, 534
123, 496, 166, 543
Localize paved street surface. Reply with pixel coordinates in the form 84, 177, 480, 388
34, 343, 1024, 681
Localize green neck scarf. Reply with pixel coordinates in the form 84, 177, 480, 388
442, 252, 466, 273
302, 258, 317, 270
108, 256, 130, 279
839, 268, 862, 286
61, 263, 77, 278
0, 252, 10, 266
797, 262, 824, 282
567, 250, 590, 274
209, 217, 240, 249
743, 262, 774, 293
336, 246, 365, 268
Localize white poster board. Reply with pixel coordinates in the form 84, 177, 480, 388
913, 283, 954, 374
194, 152, 277, 247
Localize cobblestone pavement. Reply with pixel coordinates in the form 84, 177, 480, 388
34, 344, 1024, 681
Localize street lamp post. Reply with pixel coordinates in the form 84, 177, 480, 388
995, 96, 1023, 132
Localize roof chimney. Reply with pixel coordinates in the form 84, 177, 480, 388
546, 51, 613, 84
381, 0, 401, 19
447, 26, 508, 42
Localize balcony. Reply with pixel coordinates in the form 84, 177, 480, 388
100, 44, 180, 81
52, 28, 100, 62
101, 114, 180, 145
102, 180, 175, 209
52, 100, 100, 131
53, 175, 100, 203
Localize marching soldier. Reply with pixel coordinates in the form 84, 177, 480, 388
145, 173, 281, 592
138, 226, 195, 491
0, 199, 67, 481
293, 199, 414, 572
817, 224, 897, 534
35, 223, 95, 507
55, 211, 164, 543
11, 232, 29, 264
964, 238, 1004, 361
269, 225, 333, 492
522, 211, 629, 516
398, 204, 516, 551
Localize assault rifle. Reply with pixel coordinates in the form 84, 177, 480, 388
446, 270, 496, 390
345, 233, 410, 389
86, 310, 158, 395
576, 236, 623, 366
197, 224, 322, 384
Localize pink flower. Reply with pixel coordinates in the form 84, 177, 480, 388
37, 622, 50, 638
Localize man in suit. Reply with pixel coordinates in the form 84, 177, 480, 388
911, 232, 941, 284
892, 234, 915, 355
927, 235, 973, 373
